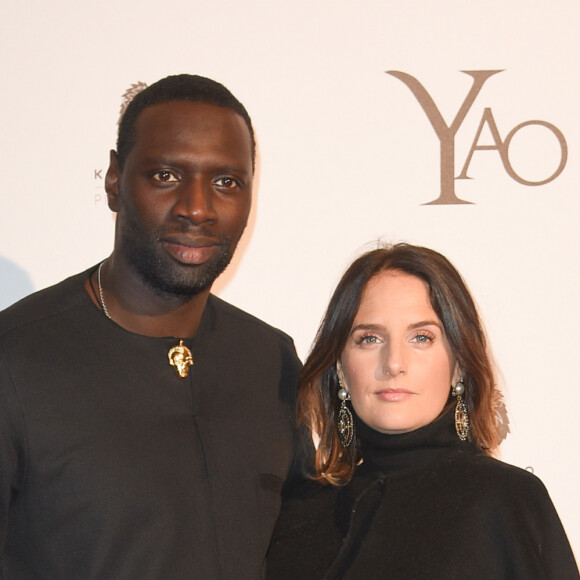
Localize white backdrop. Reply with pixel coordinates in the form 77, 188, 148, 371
1, 0, 579, 559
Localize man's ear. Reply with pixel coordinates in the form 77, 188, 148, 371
105, 150, 121, 212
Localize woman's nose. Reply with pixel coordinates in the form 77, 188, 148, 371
381, 341, 406, 377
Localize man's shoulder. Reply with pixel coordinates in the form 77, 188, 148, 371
207, 294, 295, 346
0, 268, 92, 338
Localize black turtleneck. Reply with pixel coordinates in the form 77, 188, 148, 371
355, 404, 477, 475
267, 408, 579, 580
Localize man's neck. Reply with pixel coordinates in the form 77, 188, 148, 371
85, 257, 211, 339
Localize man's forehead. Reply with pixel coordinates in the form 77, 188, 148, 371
135, 100, 244, 129
127, 100, 253, 170
133, 101, 251, 147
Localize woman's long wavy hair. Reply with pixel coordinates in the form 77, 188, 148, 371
299, 243, 504, 486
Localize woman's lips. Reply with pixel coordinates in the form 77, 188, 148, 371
376, 389, 414, 402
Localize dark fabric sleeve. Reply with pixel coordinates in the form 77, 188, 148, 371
0, 358, 27, 558
282, 422, 316, 495
471, 459, 580, 579
276, 337, 316, 493
267, 480, 342, 580
461, 458, 580, 579
524, 476, 579, 579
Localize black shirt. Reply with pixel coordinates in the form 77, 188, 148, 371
0, 267, 303, 579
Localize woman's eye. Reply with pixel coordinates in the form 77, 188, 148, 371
411, 333, 433, 343
358, 335, 379, 345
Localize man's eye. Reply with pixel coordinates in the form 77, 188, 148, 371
214, 177, 239, 189
153, 170, 178, 183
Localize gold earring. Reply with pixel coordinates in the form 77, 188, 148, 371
451, 380, 470, 441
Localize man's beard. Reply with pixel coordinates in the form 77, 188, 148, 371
118, 210, 241, 298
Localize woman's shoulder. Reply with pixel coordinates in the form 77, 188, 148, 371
447, 451, 561, 525
458, 452, 549, 496
446, 452, 579, 577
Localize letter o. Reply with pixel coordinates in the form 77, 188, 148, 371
501, 120, 567, 186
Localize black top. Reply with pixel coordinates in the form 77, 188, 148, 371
267, 408, 579, 579
0, 267, 304, 579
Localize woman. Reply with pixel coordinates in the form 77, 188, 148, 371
267, 243, 579, 579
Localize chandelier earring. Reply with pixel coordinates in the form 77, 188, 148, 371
337, 374, 354, 448
451, 378, 470, 441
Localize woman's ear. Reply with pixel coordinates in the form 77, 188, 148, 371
336, 361, 348, 391
451, 362, 462, 386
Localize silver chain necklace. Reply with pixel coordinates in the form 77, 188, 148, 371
96, 260, 194, 378
97, 261, 111, 319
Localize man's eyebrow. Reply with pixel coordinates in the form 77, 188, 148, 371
138, 155, 251, 174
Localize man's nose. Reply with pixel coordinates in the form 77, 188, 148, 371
174, 177, 218, 224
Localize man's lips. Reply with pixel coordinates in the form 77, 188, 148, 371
162, 233, 222, 248
376, 388, 414, 402
161, 235, 222, 265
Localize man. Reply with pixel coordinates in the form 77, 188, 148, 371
0, 75, 304, 579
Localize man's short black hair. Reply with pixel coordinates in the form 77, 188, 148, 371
116, 74, 255, 170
